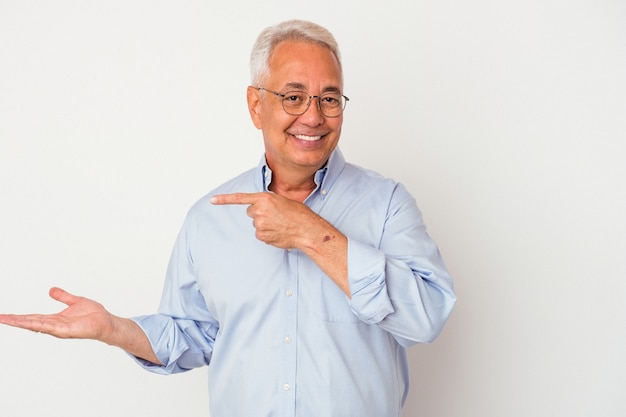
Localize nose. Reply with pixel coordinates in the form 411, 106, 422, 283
299, 96, 324, 125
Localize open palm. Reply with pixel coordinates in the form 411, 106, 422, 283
0, 287, 114, 341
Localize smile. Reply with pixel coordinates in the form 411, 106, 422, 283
294, 134, 323, 141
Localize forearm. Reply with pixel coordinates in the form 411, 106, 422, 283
105, 316, 162, 365
298, 217, 350, 297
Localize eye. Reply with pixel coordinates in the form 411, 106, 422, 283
283, 92, 306, 105
321, 94, 341, 107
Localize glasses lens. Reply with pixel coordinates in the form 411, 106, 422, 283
282, 91, 309, 115
319, 93, 344, 117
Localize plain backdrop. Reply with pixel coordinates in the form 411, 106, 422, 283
1, 1, 624, 416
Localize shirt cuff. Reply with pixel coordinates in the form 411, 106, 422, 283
347, 238, 394, 324
127, 315, 185, 375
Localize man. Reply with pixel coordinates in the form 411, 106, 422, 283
0, 20, 456, 417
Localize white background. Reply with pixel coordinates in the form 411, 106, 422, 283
1, 1, 624, 416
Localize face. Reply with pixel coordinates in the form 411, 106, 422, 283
247, 41, 344, 176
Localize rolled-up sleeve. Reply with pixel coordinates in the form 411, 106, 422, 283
347, 184, 456, 347
129, 211, 219, 374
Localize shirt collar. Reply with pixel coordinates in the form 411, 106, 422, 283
256, 148, 346, 200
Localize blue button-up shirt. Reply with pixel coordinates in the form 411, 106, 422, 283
132, 148, 456, 417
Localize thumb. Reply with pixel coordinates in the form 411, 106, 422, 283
49, 287, 80, 306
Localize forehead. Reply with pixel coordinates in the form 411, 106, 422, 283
267, 41, 343, 91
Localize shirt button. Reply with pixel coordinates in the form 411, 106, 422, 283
285, 289, 293, 297
283, 383, 290, 391
284, 336, 292, 344
321, 189, 327, 196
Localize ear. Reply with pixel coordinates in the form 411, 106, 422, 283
247, 86, 263, 129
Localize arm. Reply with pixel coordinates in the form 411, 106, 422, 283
0, 287, 161, 364
347, 186, 456, 346
129, 213, 218, 374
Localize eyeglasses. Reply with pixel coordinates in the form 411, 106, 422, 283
256, 87, 349, 118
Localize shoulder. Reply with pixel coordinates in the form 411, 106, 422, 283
340, 161, 412, 199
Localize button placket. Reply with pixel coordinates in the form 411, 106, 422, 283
277, 248, 298, 415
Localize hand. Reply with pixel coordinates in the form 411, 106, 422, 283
0, 287, 162, 364
0, 287, 115, 341
211, 192, 350, 296
211, 192, 323, 250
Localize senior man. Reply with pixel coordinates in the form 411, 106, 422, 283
0, 19, 456, 417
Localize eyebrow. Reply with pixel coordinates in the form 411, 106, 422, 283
283, 82, 342, 94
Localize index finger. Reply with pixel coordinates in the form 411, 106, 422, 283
210, 192, 264, 206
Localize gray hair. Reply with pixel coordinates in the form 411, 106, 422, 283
249, 19, 342, 86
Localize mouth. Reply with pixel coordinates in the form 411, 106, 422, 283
294, 134, 323, 142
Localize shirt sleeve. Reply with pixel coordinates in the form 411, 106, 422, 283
128, 212, 219, 374
347, 183, 456, 348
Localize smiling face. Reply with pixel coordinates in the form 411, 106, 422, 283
247, 40, 344, 178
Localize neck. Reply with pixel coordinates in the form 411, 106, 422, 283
268, 166, 319, 203
269, 176, 316, 202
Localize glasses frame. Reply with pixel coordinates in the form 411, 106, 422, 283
256, 87, 349, 118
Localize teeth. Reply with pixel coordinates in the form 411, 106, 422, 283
295, 134, 322, 141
